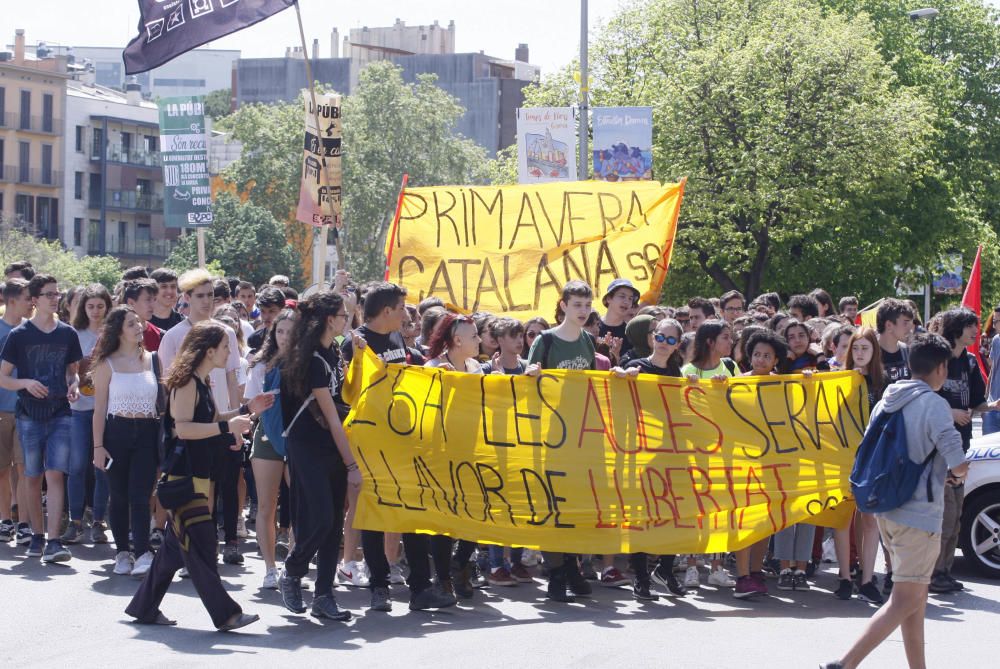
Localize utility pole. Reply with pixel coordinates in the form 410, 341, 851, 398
579, 0, 589, 181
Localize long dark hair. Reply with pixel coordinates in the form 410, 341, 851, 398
252, 308, 296, 369
72, 284, 113, 331
164, 322, 227, 391
691, 320, 730, 368
284, 291, 344, 400
88, 306, 143, 384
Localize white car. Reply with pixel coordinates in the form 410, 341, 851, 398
961, 431, 1000, 577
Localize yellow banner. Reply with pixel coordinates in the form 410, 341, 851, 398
344, 350, 866, 555
384, 180, 684, 319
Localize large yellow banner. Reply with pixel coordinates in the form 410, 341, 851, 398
344, 350, 866, 555
384, 180, 684, 319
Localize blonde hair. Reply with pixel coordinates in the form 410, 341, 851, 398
178, 268, 214, 294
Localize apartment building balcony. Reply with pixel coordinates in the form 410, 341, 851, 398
2, 165, 62, 187
5, 114, 61, 135
101, 236, 177, 258
90, 141, 161, 168
88, 189, 164, 212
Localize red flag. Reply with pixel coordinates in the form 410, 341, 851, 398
961, 245, 989, 378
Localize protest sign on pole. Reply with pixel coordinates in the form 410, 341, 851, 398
158, 96, 212, 229
517, 107, 577, 183
295, 92, 342, 228
592, 107, 654, 181
344, 350, 863, 554
384, 180, 684, 319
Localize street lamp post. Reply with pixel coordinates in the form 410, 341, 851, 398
579, 0, 589, 181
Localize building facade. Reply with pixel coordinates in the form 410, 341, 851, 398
0, 29, 69, 241
63, 79, 175, 267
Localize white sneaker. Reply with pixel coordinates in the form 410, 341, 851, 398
389, 562, 406, 585
113, 551, 134, 575
683, 565, 700, 588
178, 567, 189, 578
708, 568, 736, 588
236, 517, 248, 539
262, 567, 279, 590
336, 560, 370, 587
132, 551, 155, 577
520, 549, 540, 567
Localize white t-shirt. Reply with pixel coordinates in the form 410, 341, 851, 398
244, 362, 266, 400
158, 317, 241, 412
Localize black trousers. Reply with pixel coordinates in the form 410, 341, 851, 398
630, 554, 677, 583
104, 416, 160, 556
126, 490, 241, 628
215, 447, 242, 544
284, 437, 347, 597
362, 529, 435, 593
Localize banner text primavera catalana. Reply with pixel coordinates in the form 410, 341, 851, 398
385, 180, 683, 320
344, 350, 866, 555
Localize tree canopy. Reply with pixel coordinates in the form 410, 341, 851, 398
0, 221, 122, 289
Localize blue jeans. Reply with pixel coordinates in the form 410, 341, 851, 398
488, 545, 524, 570
16, 413, 72, 478
67, 410, 109, 522
984, 411, 1000, 435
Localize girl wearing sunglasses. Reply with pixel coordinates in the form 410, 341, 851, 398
611, 318, 688, 601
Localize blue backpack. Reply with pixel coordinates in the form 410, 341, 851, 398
850, 410, 936, 513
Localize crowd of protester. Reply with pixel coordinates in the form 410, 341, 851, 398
0, 259, 991, 646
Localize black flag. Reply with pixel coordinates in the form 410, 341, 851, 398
123, 0, 296, 75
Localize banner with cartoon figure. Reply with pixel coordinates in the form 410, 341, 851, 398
344, 351, 864, 555
296, 92, 342, 227
517, 107, 577, 183
593, 107, 653, 181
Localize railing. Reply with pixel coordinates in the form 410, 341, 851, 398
0, 112, 16, 128
90, 189, 164, 212
13, 114, 60, 134
5, 167, 62, 186
102, 236, 176, 258
90, 141, 161, 168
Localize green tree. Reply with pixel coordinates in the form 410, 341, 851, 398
165, 192, 302, 287
204, 88, 232, 121
0, 221, 122, 289
216, 63, 488, 282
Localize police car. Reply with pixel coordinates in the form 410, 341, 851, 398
961, 432, 1000, 577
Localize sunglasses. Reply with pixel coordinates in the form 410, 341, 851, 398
653, 333, 679, 345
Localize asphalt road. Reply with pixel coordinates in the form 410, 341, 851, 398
2, 535, 997, 669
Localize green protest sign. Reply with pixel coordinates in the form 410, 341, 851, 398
158, 96, 212, 228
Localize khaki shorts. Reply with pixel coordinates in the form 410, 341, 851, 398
0, 411, 24, 467
877, 516, 941, 585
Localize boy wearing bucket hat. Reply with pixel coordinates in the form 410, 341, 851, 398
599, 279, 641, 357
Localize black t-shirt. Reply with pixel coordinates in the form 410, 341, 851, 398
624, 357, 682, 378
599, 319, 631, 356
937, 350, 986, 451
341, 325, 408, 365
247, 327, 267, 355
881, 345, 910, 384
0, 320, 83, 419
280, 345, 349, 442
149, 310, 184, 332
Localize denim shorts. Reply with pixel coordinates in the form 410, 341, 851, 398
16, 413, 73, 477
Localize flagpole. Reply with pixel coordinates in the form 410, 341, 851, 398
294, 0, 343, 288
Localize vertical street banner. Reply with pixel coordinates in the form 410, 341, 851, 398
158, 96, 212, 228
124, 0, 296, 74
592, 107, 654, 181
516, 107, 577, 184
296, 93, 343, 227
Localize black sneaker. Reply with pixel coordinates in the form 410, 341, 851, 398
369, 586, 392, 612
929, 571, 954, 594
857, 580, 884, 604
26, 534, 45, 557
882, 571, 894, 596
222, 545, 244, 565
42, 539, 72, 563
793, 570, 809, 590
632, 578, 659, 601
650, 566, 686, 596
777, 569, 794, 591
311, 594, 352, 621
945, 574, 965, 591
546, 566, 575, 603
0, 519, 15, 542
278, 570, 306, 613
805, 559, 818, 578
834, 578, 854, 601
408, 585, 457, 611
566, 565, 593, 596
15, 523, 32, 546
